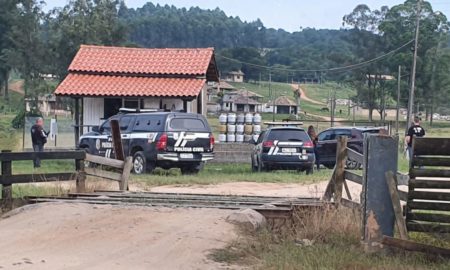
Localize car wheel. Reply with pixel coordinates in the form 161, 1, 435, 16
180, 163, 203, 175
132, 151, 146, 174
346, 159, 359, 170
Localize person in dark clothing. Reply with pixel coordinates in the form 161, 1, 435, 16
307, 125, 320, 171
405, 116, 425, 160
31, 117, 48, 168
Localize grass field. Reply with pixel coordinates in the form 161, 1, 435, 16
229, 81, 295, 103
302, 82, 356, 103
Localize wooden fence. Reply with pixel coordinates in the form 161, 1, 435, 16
0, 150, 132, 208
406, 137, 450, 233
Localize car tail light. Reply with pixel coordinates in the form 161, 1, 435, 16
263, 141, 274, 148
156, 133, 168, 151
210, 134, 215, 150
303, 141, 314, 148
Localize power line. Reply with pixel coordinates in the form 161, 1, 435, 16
216, 39, 414, 73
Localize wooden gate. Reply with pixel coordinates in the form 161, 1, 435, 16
406, 137, 450, 233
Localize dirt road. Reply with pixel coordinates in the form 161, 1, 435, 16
291, 84, 326, 106
0, 203, 238, 270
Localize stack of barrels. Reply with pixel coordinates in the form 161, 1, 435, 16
218, 113, 261, 143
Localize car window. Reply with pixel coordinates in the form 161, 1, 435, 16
334, 129, 352, 139
119, 116, 133, 130
318, 130, 334, 141
133, 115, 166, 132
266, 129, 310, 141
170, 118, 207, 131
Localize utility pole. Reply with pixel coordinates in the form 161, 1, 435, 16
406, 0, 421, 134
396, 65, 401, 134
330, 88, 336, 127
269, 69, 275, 121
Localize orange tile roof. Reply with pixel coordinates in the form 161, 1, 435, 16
55, 74, 206, 97
69, 45, 215, 76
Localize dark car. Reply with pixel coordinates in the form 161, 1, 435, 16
315, 126, 381, 169
78, 110, 214, 175
251, 127, 315, 174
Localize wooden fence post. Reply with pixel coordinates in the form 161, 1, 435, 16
1, 150, 13, 209
75, 157, 86, 193
334, 136, 348, 205
120, 157, 133, 191
110, 119, 124, 161
385, 171, 408, 240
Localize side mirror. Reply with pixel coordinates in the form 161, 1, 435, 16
92, 126, 99, 133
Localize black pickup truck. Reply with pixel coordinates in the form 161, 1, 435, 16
78, 111, 214, 175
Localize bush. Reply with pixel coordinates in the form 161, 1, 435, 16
11, 108, 41, 129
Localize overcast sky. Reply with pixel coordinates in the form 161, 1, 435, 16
44, 0, 450, 32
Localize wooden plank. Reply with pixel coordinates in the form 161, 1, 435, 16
410, 168, 450, 178
346, 147, 363, 164
322, 165, 336, 201
381, 235, 450, 256
408, 201, 450, 211
341, 198, 360, 209
408, 212, 450, 224
1, 173, 77, 185
76, 158, 86, 193
413, 138, 450, 156
344, 170, 362, 185
334, 136, 348, 205
410, 191, 450, 201
85, 167, 122, 182
343, 179, 352, 200
385, 171, 408, 240
407, 222, 450, 233
110, 119, 125, 161
413, 156, 450, 167
119, 157, 133, 191
85, 153, 125, 169
0, 151, 85, 161
396, 173, 409, 186
409, 179, 450, 189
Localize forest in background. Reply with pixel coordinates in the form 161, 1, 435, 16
0, 0, 450, 120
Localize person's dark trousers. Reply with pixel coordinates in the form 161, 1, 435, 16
314, 148, 320, 171
33, 143, 44, 168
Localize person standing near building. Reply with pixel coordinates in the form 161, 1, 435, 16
405, 116, 425, 160
31, 117, 48, 168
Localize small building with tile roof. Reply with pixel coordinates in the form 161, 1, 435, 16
54, 45, 219, 138
264, 95, 298, 114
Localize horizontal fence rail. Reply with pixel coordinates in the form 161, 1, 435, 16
407, 138, 450, 234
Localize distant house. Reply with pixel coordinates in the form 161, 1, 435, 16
224, 70, 244, 83
264, 96, 298, 114
25, 94, 69, 116
222, 89, 263, 112
54, 45, 219, 140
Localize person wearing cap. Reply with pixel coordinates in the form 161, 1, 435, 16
405, 116, 425, 161
30, 117, 48, 168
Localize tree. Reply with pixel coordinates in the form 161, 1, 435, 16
0, 0, 18, 101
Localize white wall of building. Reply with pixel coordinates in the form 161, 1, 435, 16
83, 97, 104, 133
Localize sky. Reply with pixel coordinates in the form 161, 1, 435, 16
44, 0, 450, 32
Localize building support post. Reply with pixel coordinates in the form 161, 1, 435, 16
74, 97, 80, 148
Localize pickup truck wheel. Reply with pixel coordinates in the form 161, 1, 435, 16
132, 151, 146, 174
180, 163, 203, 175
346, 159, 359, 170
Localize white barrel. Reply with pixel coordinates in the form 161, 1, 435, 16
244, 124, 253, 135
236, 124, 244, 134
244, 134, 253, 142
236, 113, 245, 124
236, 134, 244, 143
253, 124, 261, 134
253, 113, 262, 124
227, 134, 236, 142
245, 113, 253, 124
252, 134, 259, 142
227, 113, 236, 124
218, 133, 227, 143
219, 113, 228, 124
227, 124, 236, 133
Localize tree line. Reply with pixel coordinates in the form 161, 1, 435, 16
0, 0, 449, 121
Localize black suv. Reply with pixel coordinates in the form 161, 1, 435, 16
251, 127, 315, 174
316, 126, 381, 169
79, 111, 214, 174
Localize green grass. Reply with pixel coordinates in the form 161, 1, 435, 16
132, 163, 332, 187
302, 82, 356, 102
0, 90, 23, 114
229, 81, 296, 102
0, 115, 20, 151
